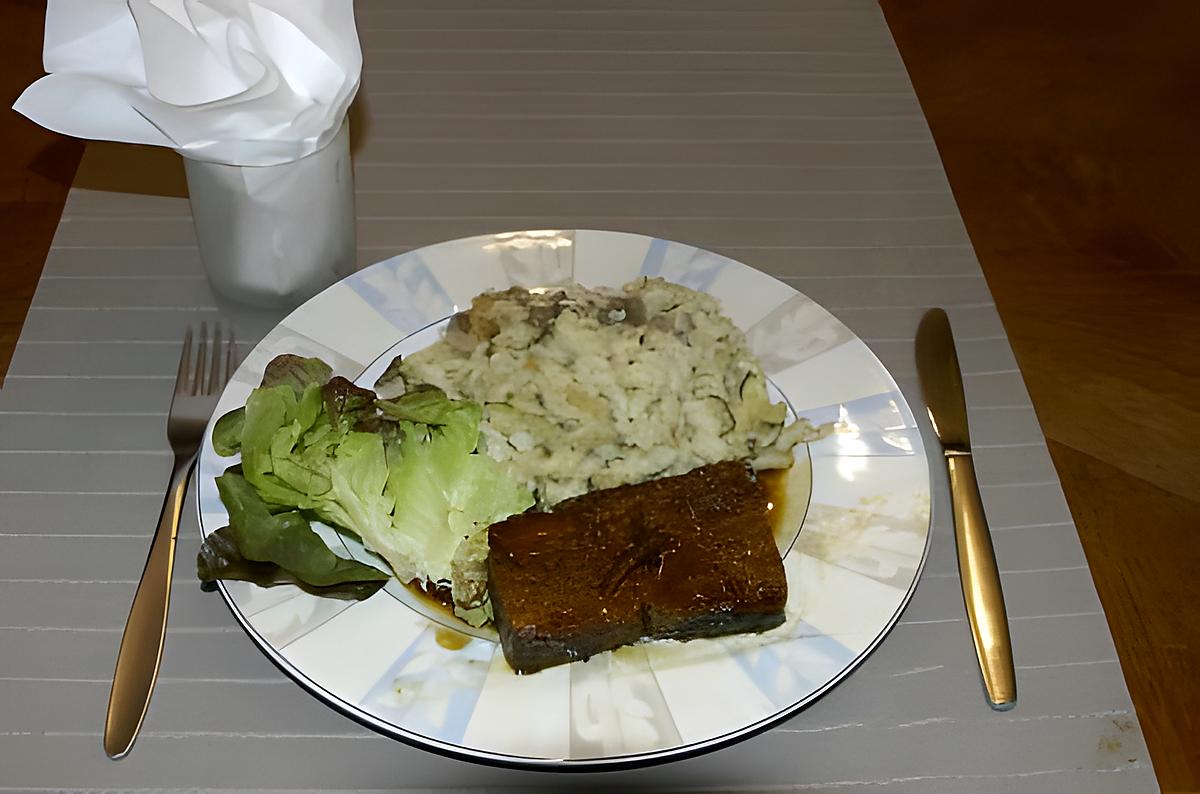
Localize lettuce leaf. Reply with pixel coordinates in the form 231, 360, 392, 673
205, 469, 388, 593
450, 528, 492, 625
375, 406, 534, 599
311, 430, 396, 559
198, 527, 386, 601
212, 407, 245, 456
238, 382, 327, 509
201, 354, 533, 620
261, 354, 333, 394
377, 387, 468, 427
322, 376, 377, 431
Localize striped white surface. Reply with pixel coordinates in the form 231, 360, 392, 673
0, 0, 1154, 790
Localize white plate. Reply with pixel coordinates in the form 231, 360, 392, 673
196, 230, 931, 770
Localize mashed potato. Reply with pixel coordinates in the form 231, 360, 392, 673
394, 277, 811, 508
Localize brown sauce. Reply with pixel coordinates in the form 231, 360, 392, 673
758, 467, 790, 539
435, 626, 472, 650
402, 578, 468, 625
400, 578, 493, 645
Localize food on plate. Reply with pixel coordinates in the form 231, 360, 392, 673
200, 277, 812, 662
197, 470, 389, 600
391, 277, 812, 508
200, 354, 533, 624
487, 460, 787, 674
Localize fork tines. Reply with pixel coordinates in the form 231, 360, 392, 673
177, 322, 237, 396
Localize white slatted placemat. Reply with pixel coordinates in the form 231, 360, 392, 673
0, 0, 1156, 790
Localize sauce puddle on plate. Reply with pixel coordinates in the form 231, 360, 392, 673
401, 580, 479, 648
759, 456, 813, 554
435, 626, 472, 651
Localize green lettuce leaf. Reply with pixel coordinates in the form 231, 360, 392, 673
450, 528, 493, 626
239, 382, 327, 509
212, 469, 388, 589
322, 376, 377, 431
377, 386, 469, 427
373, 404, 533, 593
197, 526, 385, 600
261, 354, 333, 395
202, 354, 533, 621
311, 430, 396, 557
211, 406, 245, 456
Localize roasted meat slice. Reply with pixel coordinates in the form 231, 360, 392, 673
487, 460, 787, 674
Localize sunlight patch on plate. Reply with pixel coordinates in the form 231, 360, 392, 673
568, 644, 682, 758
463, 651, 572, 759
791, 553, 909, 654
643, 638, 778, 745
281, 592, 430, 704
573, 229, 652, 288
770, 338, 902, 411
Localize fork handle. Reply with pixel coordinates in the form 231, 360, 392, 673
103, 455, 195, 759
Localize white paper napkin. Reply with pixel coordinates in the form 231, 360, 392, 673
13, 0, 361, 166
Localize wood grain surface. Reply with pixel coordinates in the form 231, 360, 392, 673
2, 0, 1197, 790
880, 1, 1200, 790
0, 0, 82, 386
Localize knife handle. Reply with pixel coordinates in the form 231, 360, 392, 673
946, 453, 1017, 710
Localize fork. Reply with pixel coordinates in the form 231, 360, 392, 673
104, 323, 237, 759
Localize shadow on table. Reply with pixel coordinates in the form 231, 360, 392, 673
66, 91, 372, 200
71, 141, 188, 197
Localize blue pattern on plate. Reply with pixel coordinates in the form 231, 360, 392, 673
197, 449, 231, 523
359, 626, 493, 745
346, 251, 455, 331
639, 238, 730, 293
198, 491, 226, 518
735, 622, 856, 707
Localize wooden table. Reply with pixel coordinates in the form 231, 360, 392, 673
879, 2, 1200, 790
3, 0, 1197, 790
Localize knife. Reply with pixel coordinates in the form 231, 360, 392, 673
915, 308, 1017, 710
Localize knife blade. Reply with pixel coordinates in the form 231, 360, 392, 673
915, 308, 1017, 710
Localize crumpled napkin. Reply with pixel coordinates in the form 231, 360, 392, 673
13, 0, 361, 166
